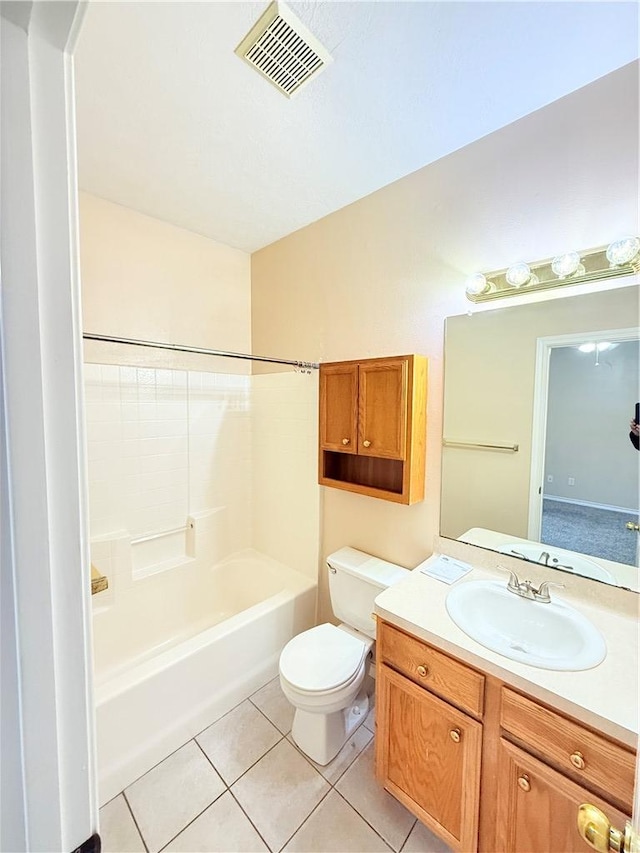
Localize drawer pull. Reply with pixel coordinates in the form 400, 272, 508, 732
342, 438, 350, 445
449, 728, 461, 743
363, 440, 372, 448
570, 751, 586, 770
416, 665, 428, 678
517, 775, 531, 793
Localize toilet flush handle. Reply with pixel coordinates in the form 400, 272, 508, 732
328, 564, 337, 574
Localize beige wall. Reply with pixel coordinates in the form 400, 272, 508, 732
251, 372, 320, 581
251, 64, 639, 622
441, 287, 639, 540
79, 192, 251, 372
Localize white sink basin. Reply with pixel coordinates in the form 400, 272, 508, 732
496, 542, 615, 584
446, 580, 606, 671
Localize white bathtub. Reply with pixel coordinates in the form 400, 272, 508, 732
93, 549, 317, 805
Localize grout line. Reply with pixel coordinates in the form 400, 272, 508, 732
247, 697, 292, 738
156, 785, 227, 853
193, 726, 292, 795
225, 734, 286, 788
332, 788, 398, 853
122, 790, 150, 853
275, 784, 334, 853
227, 788, 274, 852
397, 818, 418, 853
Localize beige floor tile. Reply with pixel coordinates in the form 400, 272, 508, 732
197, 700, 282, 784
402, 820, 452, 853
231, 738, 330, 852
163, 791, 268, 852
125, 741, 225, 852
364, 703, 376, 733
336, 743, 415, 852
283, 790, 392, 852
249, 677, 295, 734
288, 722, 373, 784
99, 794, 145, 853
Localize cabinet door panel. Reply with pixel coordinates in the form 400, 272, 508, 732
495, 739, 630, 853
319, 364, 358, 452
358, 359, 407, 458
378, 665, 482, 851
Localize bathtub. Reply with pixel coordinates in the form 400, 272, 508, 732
93, 549, 317, 805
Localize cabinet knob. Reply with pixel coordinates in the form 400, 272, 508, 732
449, 728, 461, 743
363, 440, 371, 448
517, 775, 531, 793
342, 438, 350, 445
570, 751, 586, 770
416, 665, 428, 678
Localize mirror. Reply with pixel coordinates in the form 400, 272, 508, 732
441, 285, 640, 592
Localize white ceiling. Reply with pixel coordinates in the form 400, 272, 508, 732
75, 2, 639, 253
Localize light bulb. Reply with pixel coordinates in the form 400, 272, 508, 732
506, 262, 532, 288
578, 343, 596, 353
551, 252, 581, 278
597, 341, 612, 351
606, 236, 640, 267
465, 273, 490, 296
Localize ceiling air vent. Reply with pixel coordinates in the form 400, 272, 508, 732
235, 1, 332, 98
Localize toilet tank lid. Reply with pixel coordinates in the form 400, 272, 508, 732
326, 547, 410, 590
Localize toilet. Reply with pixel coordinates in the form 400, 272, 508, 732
279, 547, 410, 765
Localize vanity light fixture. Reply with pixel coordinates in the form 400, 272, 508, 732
465, 237, 640, 302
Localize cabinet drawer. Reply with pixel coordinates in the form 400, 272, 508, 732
500, 687, 635, 809
379, 622, 484, 717
495, 738, 630, 853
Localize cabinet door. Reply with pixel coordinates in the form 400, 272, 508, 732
358, 359, 408, 459
376, 665, 482, 852
319, 363, 358, 452
494, 738, 630, 853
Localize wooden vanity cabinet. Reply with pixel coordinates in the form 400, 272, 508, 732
319, 355, 427, 504
375, 620, 636, 853
376, 621, 484, 852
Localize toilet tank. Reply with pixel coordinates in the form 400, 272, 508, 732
327, 547, 410, 639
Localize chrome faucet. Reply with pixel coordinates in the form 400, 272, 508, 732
498, 567, 564, 604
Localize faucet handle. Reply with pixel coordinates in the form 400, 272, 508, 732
497, 565, 521, 591
534, 580, 565, 603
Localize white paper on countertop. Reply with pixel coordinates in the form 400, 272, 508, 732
417, 554, 472, 584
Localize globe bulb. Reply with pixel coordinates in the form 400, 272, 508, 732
506, 262, 532, 288
465, 273, 489, 296
606, 236, 640, 267
551, 252, 581, 278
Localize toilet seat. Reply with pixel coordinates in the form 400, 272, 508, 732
279, 623, 368, 694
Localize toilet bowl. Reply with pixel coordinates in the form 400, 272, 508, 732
279, 622, 373, 765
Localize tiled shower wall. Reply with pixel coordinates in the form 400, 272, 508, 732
84, 365, 251, 566
84, 364, 319, 580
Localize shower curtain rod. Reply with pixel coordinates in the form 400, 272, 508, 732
82, 332, 319, 371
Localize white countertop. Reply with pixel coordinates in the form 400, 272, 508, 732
374, 554, 639, 748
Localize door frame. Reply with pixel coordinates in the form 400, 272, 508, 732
527, 326, 640, 543
1, 3, 96, 850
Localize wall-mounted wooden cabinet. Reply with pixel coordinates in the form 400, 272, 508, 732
319, 355, 427, 504
375, 620, 635, 853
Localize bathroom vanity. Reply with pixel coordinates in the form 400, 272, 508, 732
373, 560, 638, 853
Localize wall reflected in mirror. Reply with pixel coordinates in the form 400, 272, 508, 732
441, 285, 640, 592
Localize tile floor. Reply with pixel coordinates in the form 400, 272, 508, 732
100, 677, 452, 853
